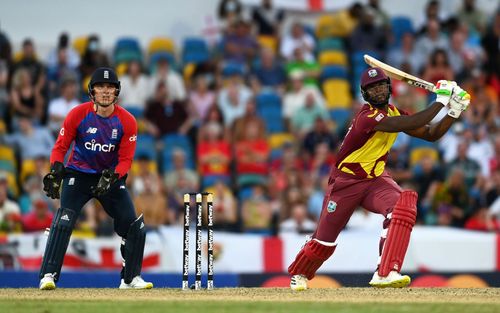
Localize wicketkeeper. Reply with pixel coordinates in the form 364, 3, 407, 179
39, 67, 152, 290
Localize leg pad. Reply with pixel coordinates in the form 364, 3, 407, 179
288, 239, 336, 280
122, 214, 146, 284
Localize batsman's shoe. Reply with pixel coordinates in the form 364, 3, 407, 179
369, 270, 411, 288
290, 275, 308, 291
39, 273, 56, 290
119, 276, 153, 289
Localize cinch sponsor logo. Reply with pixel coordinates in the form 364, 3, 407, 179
129, 135, 137, 142
84, 139, 116, 152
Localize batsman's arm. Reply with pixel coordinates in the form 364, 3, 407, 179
404, 115, 455, 142
373, 102, 444, 133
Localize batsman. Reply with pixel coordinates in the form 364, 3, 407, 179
39, 67, 153, 290
288, 67, 471, 290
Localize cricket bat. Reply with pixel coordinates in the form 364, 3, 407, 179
363, 54, 436, 93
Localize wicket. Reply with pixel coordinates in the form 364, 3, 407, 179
182, 192, 214, 290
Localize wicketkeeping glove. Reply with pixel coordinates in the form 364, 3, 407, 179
43, 161, 65, 199
435, 80, 457, 106
91, 169, 119, 197
447, 86, 471, 119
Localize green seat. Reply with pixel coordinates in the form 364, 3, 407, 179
317, 38, 345, 53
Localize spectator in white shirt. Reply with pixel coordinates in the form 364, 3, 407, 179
283, 70, 325, 119
280, 202, 316, 234
150, 57, 186, 101
119, 60, 152, 109
280, 22, 316, 62
47, 76, 79, 134
217, 74, 252, 127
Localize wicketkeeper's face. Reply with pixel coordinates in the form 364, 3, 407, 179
93, 83, 117, 106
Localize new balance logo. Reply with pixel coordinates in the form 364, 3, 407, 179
61, 214, 70, 221
86, 127, 98, 134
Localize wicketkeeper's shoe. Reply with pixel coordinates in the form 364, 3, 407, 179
119, 276, 153, 289
290, 274, 308, 291
39, 273, 56, 290
369, 270, 411, 288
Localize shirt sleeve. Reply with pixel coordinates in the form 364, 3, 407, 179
115, 112, 137, 178
356, 108, 387, 134
50, 108, 79, 165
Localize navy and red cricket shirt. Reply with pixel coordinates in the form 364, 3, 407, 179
50, 102, 137, 178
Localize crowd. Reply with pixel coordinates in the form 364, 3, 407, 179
0, 0, 499, 236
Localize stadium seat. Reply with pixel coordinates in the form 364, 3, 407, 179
329, 108, 352, 131
315, 15, 336, 39
114, 49, 142, 65
409, 147, 439, 167
149, 51, 176, 73
20, 159, 36, 185
317, 38, 345, 53
391, 16, 414, 47
114, 37, 141, 56
0, 145, 16, 169
320, 65, 348, 81
182, 37, 208, 54
322, 79, 352, 109
148, 37, 175, 54
72, 36, 88, 56
125, 107, 144, 119
221, 62, 246, 77
134, 134, 156, 161
130, 160, 158, 176
257, 35, 278, 52
255, 92, 284, 134
161, 134, 194, 172
318, 51, 348, 67
408, 137, 436, 151
183, 51, 210, 65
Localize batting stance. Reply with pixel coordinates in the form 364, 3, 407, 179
39, 67, 153, 290
288, 68, 471, 290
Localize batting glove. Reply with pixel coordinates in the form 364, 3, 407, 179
435, 80, 457, 106
447, 86, 471, 119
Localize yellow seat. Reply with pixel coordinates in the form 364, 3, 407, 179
258, 35, 278, 52
73, 36, 89, 56
116, 63, 128, 76
130, 160, 158, 176
148, 37, 175, 54
6, 171, 19, 198
323, 79, 352, 109
319, 51, 348, 67
409, 147, 439, 167
0, 145, 16, 166
20, 159, 36, 185
268, 133, 294, 150
315, 15, 336, 39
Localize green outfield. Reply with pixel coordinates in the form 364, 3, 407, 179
1, 288, 499, 313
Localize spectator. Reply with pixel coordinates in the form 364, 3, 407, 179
0, 60, 8, 121
144, 81, 192, 137
21, 194, 53, 233
218, 0, 243, 30
0, 25, 12, 65
307, 175, 329, 220
280, 22, 316, 62
457, 0, 487, 35
415, 0, 448, 33
387, 33, 424, 74
445, 140, 481, 189
79, 34, 109, 79
415, 19, 449, 65
489, 136, 500, 174
197, 122, 231, 186
47, 33, 80, 71
302, 117, 338, 159
280, 202, 316, 234
431, 168, 471, 227
134, 174, 172, 230
150, 57, 186, 102
12, 38, 46, 91
291, 93, 329, 138
411, 154, 444, 222
231, 96, 266, 143
9, 67, 45, 124
205, 180, 238, 231
164, 148, 199, 193
480, 11, 500, 78
189, 75, 216, 122
46, 47, 80, 99
119, 60, 151, 109
234, 118, 270, 186
221, 19, 259, 65
421, 48, 454, 84
349, 7, 387, 57
241, 184, 273, 233
251, 48, 287, 90
467, 126, 494, 178
285, 47, 321, 87
217, 73, 252, 127
447, 27, 484, 75
367, 0, 390, 29
47, 75, 79, 134
283, 70, 325, 119
2, 116, 54, 161
0, 172, 21, 233
251, 0, 285, 36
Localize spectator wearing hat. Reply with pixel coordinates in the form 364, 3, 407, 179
21, 193, 53, 233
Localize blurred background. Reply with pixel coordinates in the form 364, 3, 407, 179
0, 0, 499, 288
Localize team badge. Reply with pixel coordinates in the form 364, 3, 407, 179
104, 70, 109, 79
368, 69, 378, 77
111, 129, 118, 139
327, 200, 337, 213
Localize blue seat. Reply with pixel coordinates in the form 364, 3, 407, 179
330, 108, 352, 131
321, 65, 348, 81
408, 136, 435, 150
114, 37, 141, 57
125, 107, 144, 118
162, 134, 194, 172
391, 16, 414, 47
222, 62, 245, 77
255, 92, 284, 133
183, 51, 210, 65
183, 38, 209, 54
135, 134, 156, 160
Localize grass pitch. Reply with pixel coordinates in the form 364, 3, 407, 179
0, 288, 499, 313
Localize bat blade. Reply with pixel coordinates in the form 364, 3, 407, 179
363, 54, 436, 93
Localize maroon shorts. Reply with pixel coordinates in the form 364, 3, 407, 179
314, 168, 402, 242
